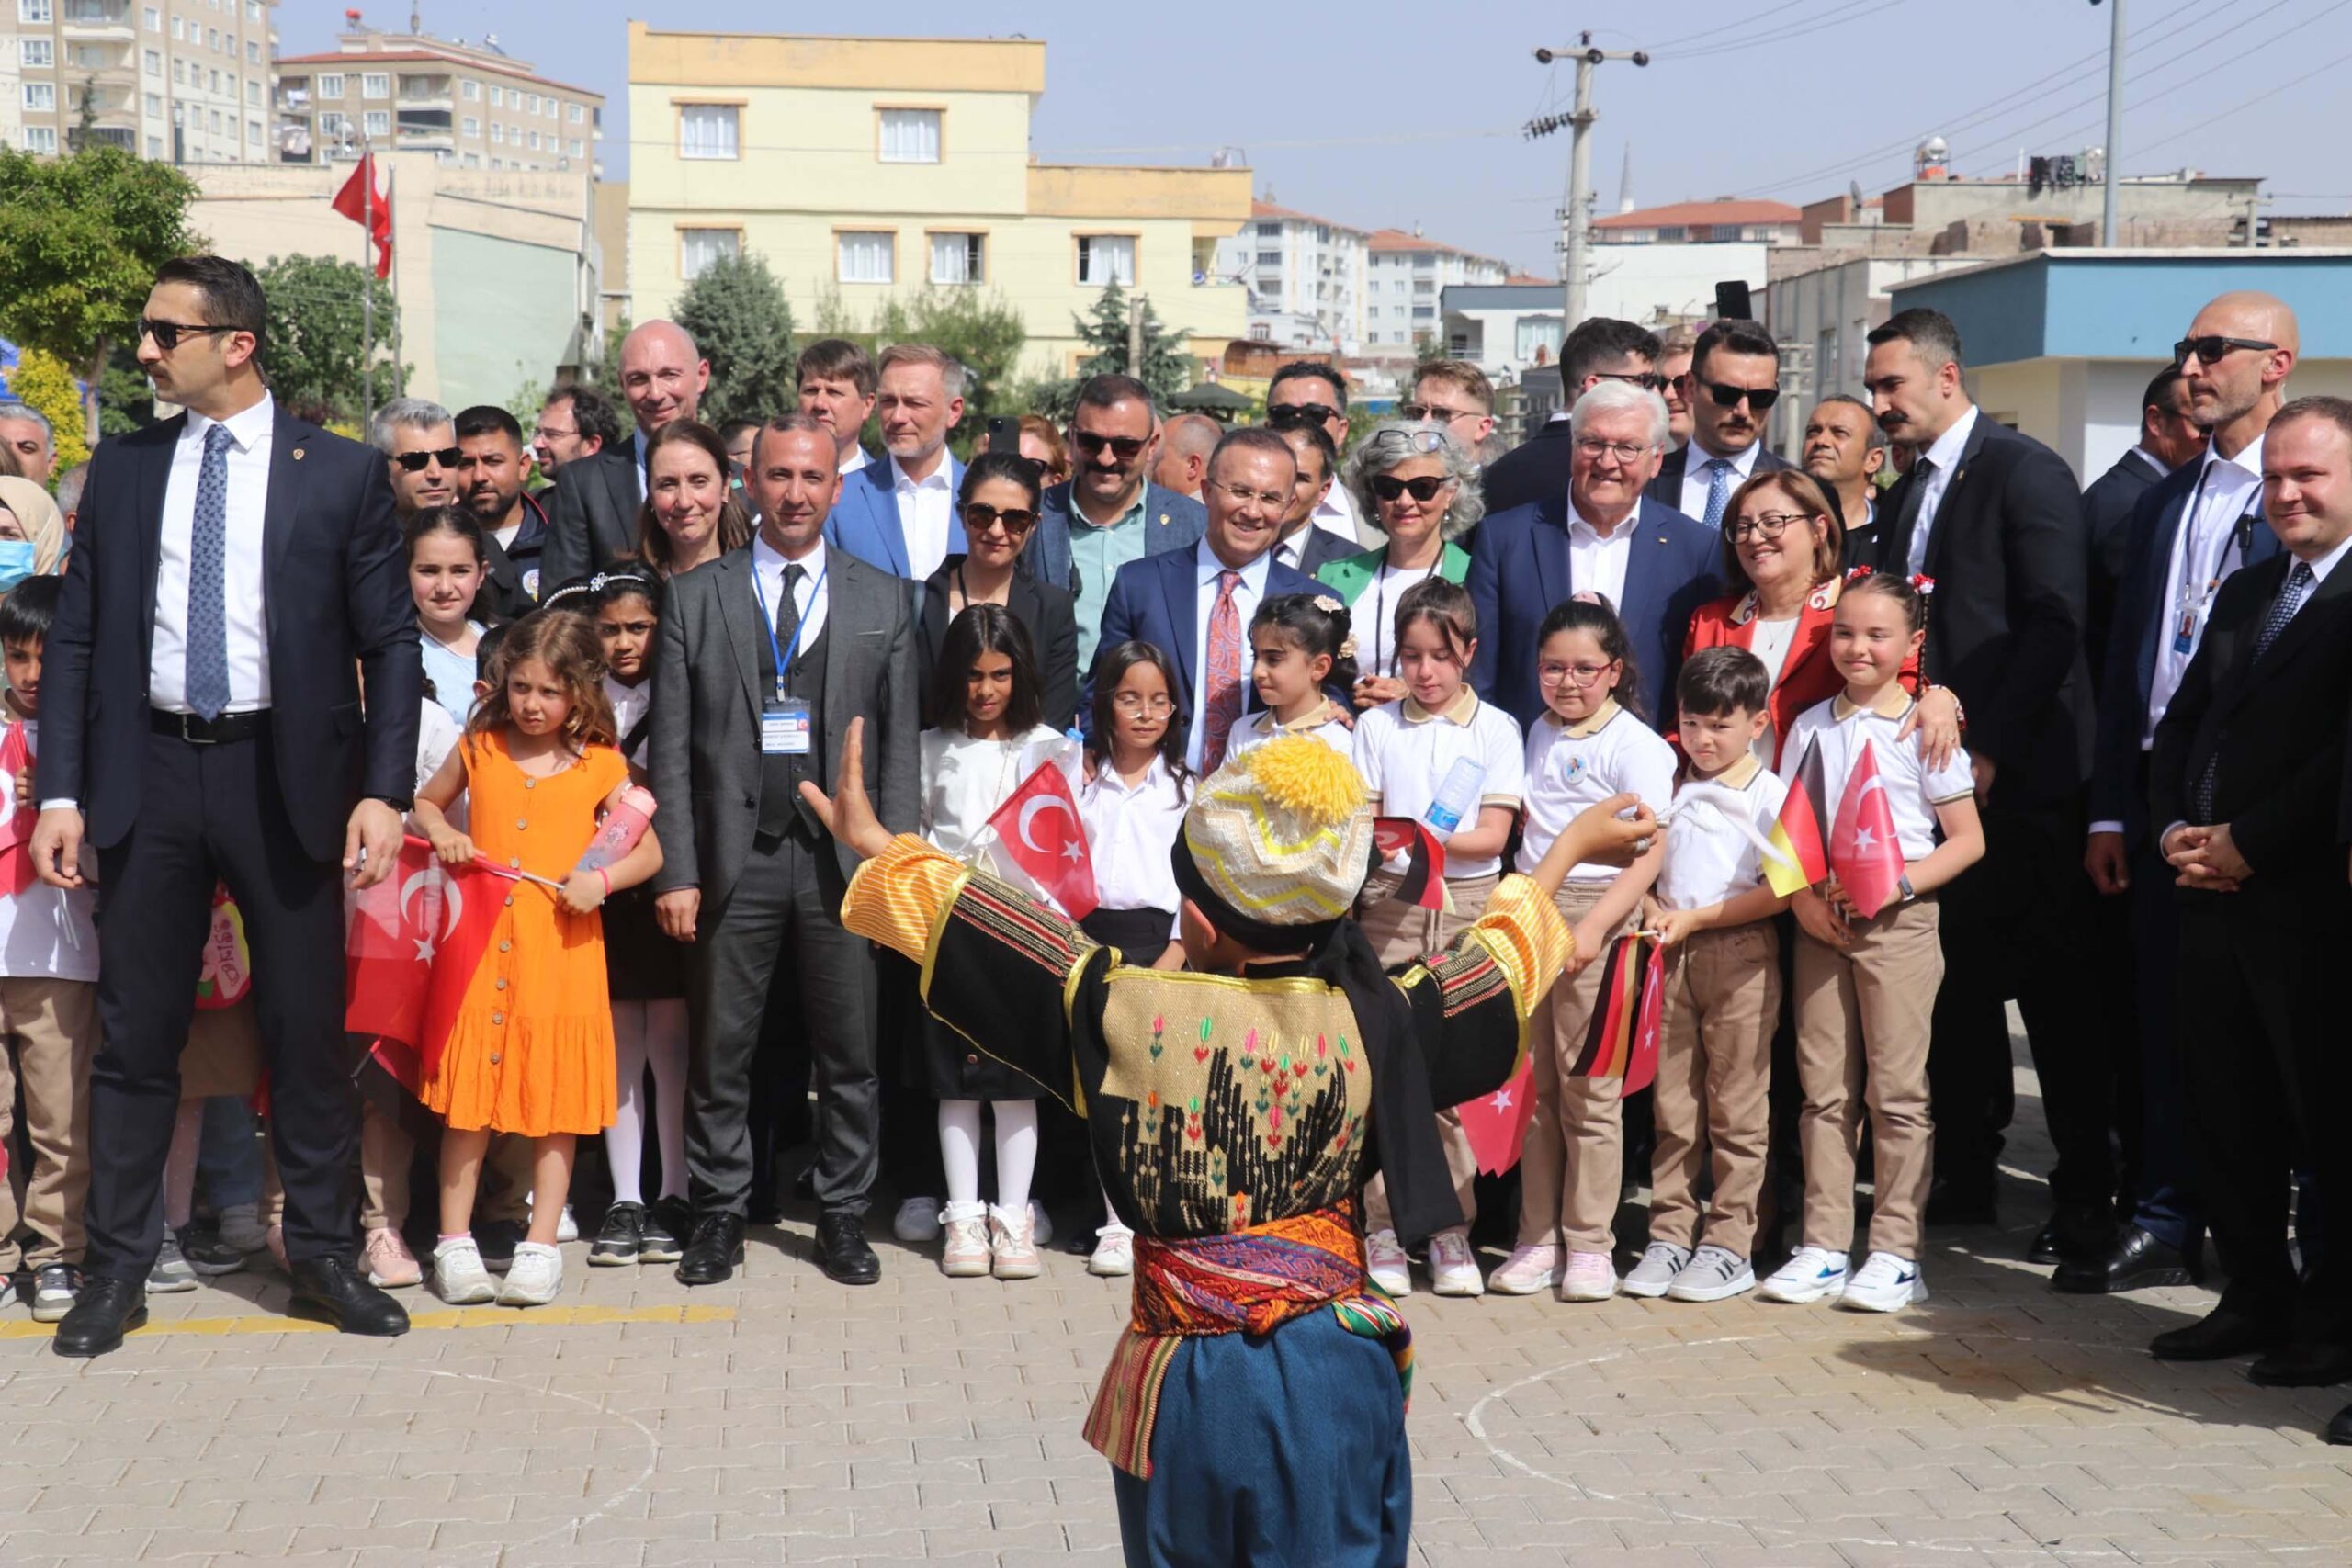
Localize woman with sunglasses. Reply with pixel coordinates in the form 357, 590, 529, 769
915, 450, 1080, 731
1317, 423, 1481, 709
630, 422, 752, 580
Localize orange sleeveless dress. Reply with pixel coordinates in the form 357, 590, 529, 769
420, 728, 627, 1136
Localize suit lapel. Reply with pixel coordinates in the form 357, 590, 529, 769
822, 557, 856, 734
718, 551, 762, 721
1532, 498, 1569, 608
137, 418, 182, 664
606, 450, 639, 555
869, 468, 910, 577
1162, 552, 1200, 695
1921, 417, 1993, 580
944, 457, 968, 557
2246, 552, 2352, 678
261, 411, 307, 646
1620, 502, 1666, 635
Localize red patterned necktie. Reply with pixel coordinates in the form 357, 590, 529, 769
1201, 568, 1244, 771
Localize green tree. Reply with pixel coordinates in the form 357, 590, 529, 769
0, 145, 199, 443
1071, 279, 1192, 406
251, 253, 404, 423
673, 253, 797, 426
96, 341, 155, 437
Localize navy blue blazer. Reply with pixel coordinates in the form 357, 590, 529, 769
1019, 479, 1206, 598
822, 453, 967, 577
2089, 454, 2279, 833
1466, 495, 1724, 730
1091, 546, 1327, 743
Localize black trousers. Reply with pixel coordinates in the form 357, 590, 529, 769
86, 729, 359, 1279
684, 830, 878, 1218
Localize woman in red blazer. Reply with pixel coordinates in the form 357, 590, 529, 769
1683, 470, 1959, 768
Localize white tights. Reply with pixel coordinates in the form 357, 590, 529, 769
937, 1099, 1038, 1223
605, 999, 688, 1207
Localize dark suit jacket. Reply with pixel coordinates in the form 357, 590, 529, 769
1275, 522, 1356, 581
1019, 479, 1206, 599
650, 543, 918, 902
1092, 547, 1327, 744
915, 557, 1081, 733
2147, 550, 2352, 895
1861, 413, 2092, 803
1465, 494, 1723, 729
1641, 442, 1797, 519
477, 487, 551, 620
2082, 447, 2171, 687
40, 402, 422, 862
539, 446, 641, 589
1480, 419, 1574, 516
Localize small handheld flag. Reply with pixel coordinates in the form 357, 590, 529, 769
986, 761, 1100, 919
1762, 738, 1830, 897
1570, 934, 1664, 1097
1456, 1057, 1537, 1174
1829, 740, 1907, 919
1371, 817, 1451, 912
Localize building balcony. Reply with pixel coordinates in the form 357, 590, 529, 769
397, 75, 453, 108
61, 0, 134, 39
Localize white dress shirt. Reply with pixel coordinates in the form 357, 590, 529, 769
1315, 480, 1378, 548
151, 392, 276, 714
751, 534, 830, 680
2127, 445, 2169, 481
889, 452, 956, 580
1079, 754, 1189, 916
840, 444, 871, 477
1904, 403, 1980, 577
1678, 439, 1763, 525
1186, 538, 1272, 772
2144, 433, 2265, 748
1567, 503, 1638, 614
605, 673, 652, 765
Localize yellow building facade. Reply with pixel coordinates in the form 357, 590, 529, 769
626, 25, 1251, 382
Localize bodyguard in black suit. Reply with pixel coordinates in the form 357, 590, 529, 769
2081, 367, 2203, 688
1641, 320, 1797, 527
542, 320, 710, 586
33, 256, 421, 1354
1482, 318, 1662, 515
2144, 399, 2352, 1391
1859, 308, 2109, 1249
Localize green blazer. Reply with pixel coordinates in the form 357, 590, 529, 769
1316, 540, 1473, 604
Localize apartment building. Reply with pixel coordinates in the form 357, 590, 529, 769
274, 27, 602, 175
1215, 198, 1370, 355
1363, 229, 1509, 353
628, 24, 1250, 380
5, 0, 277, 162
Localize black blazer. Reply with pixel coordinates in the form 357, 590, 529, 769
40, 402, 422, 862
1642, 441, 1802, 518
1480, 420, 1574, 516
2081, 448, 2170, 686
539, 446, 641, 590
1861, 413, 2093, 803
915, 557, 1081, 732
477, 487, 551, 621
1276, 523, 1356, 581
2147, 550, 2352, 894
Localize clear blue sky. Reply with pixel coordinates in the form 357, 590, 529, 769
299, 0, 2352, 270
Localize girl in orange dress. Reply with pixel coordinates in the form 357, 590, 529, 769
409, 613, 663, 1309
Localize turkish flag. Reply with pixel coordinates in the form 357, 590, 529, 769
331, 153, 393, 279
345, 837, 501, 1094
1830, 741, 1907, 919
1455, 1057, 1537, 1175
986, 761, 1099, 919
0, 723, 36, 895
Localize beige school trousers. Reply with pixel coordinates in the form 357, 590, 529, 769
1357, 870, 1497, 1235
1648, 922, 1780, 1257
1517, 879, 1640, 1255
0, 976, 99, 1270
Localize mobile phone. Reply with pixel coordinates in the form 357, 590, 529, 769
987, 415, 1016, 450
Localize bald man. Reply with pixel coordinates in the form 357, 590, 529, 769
540, 320, 713, 586
2068, 291, 2300, 1295
1151, 412, 1219, 500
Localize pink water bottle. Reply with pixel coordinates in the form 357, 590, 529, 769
573, 784, 657, 875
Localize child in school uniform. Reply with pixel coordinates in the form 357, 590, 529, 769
1761, 574, 1984, 1314
1351, 578, 1524, 1297
408, 509, 492, 728
1493, 598, 1678, 1303
1622, 647, 1793, 1304
1231, 593, 1355, 757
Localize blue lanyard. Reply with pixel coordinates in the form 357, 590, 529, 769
750, 560, 826, 699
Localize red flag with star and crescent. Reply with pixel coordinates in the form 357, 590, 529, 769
1830, 741, 1907, 919
345, 837, 503, 1095
1456, 1057, 1537, 1174
0, 722, 37, 895
987, 761, 1099, 919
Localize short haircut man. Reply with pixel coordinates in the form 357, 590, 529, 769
1561, 318, 1664, 406
0, 403, 56, 488
370, 397, 459, 518
53, 460, 90, 530
796, 338, 878, 399
1152, 412, 1219, 499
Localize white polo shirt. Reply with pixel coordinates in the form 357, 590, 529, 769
1516, 700, 1677, 883
1353, 688, 1523, 879
1779, 690, 1975, 863
1655, 754, 1791, 912
1229, 701, 1352, 759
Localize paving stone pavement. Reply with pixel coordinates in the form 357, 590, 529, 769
5, 1050, 2350, 1567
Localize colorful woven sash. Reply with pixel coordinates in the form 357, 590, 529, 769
1082, 1199, 1416, 1479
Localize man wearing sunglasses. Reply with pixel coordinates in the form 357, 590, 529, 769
1482, 317, 1662, 516
1264, 363, 1371, 547
1642, 319, 1795, 532
368, 398, 461, 519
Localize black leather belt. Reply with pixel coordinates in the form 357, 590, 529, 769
150, 707, 268, 744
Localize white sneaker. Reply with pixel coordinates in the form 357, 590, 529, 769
940, 1207, 992, 1278
1557, 1250, 1618, 1303
1621, 1241, 1690, 1299
1088, 1225, 1134, 1277
1758, 1246, 1849, 1304
1426, 1226, 1484, 1297
497, 1241, 563, 1307
432, 1236, 498, 1305
1028, 1201, 1055, 1248
1487, 1243, 1562, 1296
1668, 1244, 1756, 1303
554, 1205, 579, 1245
216, 1202, 270, 1255
893, 1196, 943, 1244
1365, 1228, 1411, 1297
1837, 1251, 1927, 1314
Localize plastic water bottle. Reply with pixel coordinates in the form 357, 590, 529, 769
573, 784, 657, 874
1422, 757, 1486, 838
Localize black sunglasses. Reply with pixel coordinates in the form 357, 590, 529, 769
1268, 402, 1341, 428
1702, 380, 1780, 412
2173, 335, 2277, 367
1369, 474, 1450, 503
392, 446, 464, 471
139, 317, 236, 353
962, 502, 1037, 534
1071, 430, 1148, 460
1591, 370, 1668, 393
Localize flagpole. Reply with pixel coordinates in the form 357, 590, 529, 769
387, 158, 401, 400
360, 130, 375, 430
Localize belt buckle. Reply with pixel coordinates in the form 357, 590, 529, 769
180, 712, 216, 745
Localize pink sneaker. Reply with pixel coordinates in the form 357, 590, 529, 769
1487, 1243, 1562, 1296
363, 1226, 423, 1289
1558, 1250, 1618, 1303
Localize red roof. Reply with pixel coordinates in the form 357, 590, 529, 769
1250, 198, 1363, 233
1506, 273, 1555, 286
1596, 198, 1801, 231
1365, 227, 1503, 265
275, 50, 601, 100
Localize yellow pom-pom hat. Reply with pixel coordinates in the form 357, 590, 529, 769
1172, 735, 1374, 949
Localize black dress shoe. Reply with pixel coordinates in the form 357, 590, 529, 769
2324, 1402, 2352, 1445
2150, 1307, 2287, 1362
1925, 1177, 1999, 1227
2030, 1204, 2118, 1268
2052, 1224, 2196, 1295
816, 1212, 880, 1286
676, 1212, 746, 1287
52, 1276, 146, 1358
2248, 1342, 2352, 1388
288, 1257, 410, 1336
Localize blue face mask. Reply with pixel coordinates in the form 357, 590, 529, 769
0, 541, 34, 592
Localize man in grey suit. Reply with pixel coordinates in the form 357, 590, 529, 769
650, 412, 918, 1289
541, 320, 710, 586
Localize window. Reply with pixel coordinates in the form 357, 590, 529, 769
677, 103, 738, 160
878, 107, 941, 163
20, 39, 54, 68
147, 133, 162, 155
680, 228, 740, 280
17, 0, 49, 17
246, 40, 257, 63
567, 102, 582, 124
245, 79, 258, 105
245, 0, 257, 14
363, 109, 390, 136
461, 79, 478, 101
461, 116, 478, 136
488, 121, 502, 144
205, 28, 217, 50
209, 68, 221, 93
317, 72, 342, 97
463, 152, 479, 167
143, 90, 160, 114
488, 85, 503, 107
930, 232, 984, 285
208, 108, 221, 134
837, 231, 893, 284
247, 118, 259, 143
23, 83, 55, 111
1257, 221, 1282, 239
25, 127, 56, 153
526, 93, 540, 114
526, 129, 539, 150
142, 48, 160, 76
143, 4, 157, 27
1255, 250, 1280, 265
567, 137, 582, 156
362, 73, 390, 99
1515, 317, 1564, 361
319, 110, 345, 140
1076, 234, 1136, 287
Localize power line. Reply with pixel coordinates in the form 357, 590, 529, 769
1639, 0, 1849, 53
1667, 0, 1916, 61
2127, 40, 2352, 164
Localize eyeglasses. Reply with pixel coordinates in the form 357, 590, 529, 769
1370, 427, 1450, 456
533, 423, 578, 444
1539, 660, 1617, 687
392, 446, 463, 472
2174, 335, 2278, 367
1725, 512, 1815, 541
1399, 400, 1482, 423
1072, 430, 1149, 460
139, 318, 236, 353
1112, 693, 1175, 716
1207, 479, 1289, 510
1702, 380, 1780, 412
1573, 436, 1656, 464
962, 502, 1037, 535
1591, 370, 1668, 393
1268, 402, 1341, 428
1370, 474, 1452, 503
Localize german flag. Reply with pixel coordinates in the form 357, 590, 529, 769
1570, 933, 1660, 1090
1762, 737, 1830, 897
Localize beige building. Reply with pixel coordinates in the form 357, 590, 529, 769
1362, 229, 1509, 355
3, 0, 277, 163
274, 28, 601, 176
626, 25, 1250, 380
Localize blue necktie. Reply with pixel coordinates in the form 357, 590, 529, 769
1701, 457, 1736, 531
185, 423, 232, 720
2192, 559, 2312, 821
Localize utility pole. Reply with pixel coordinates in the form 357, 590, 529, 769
1526, 36, 1648, 333
2095, 0, 2124, 243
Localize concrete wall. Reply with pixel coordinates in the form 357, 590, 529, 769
1973, 356, 2352, 480
1583, 241, 1767, 327
428, 226, 590, 412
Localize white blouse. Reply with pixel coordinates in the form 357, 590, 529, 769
1078, 753, 1190, 915
918, 724, 1067, 861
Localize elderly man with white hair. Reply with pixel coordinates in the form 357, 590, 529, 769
540, 319, 711, 586
1466, 378, 1724, 727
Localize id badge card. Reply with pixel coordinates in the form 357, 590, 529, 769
2172, 607, 2197, 657
761, 698, 812, 756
